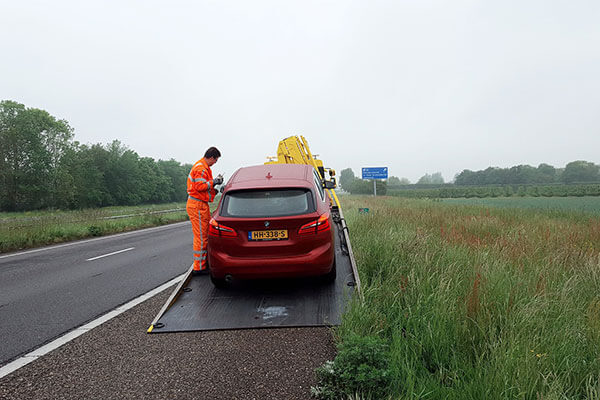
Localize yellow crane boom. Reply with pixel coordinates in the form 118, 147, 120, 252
265, 135, 341, 209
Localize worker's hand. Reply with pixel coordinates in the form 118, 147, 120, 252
213, 174, 224, 186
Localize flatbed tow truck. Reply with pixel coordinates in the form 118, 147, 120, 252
147, 136, 360, 333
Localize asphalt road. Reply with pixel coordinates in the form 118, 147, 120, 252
0, 221, 192, 365
0, 288, 335, 399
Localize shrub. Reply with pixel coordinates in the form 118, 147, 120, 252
87, 225, 103, 236
312, 335, 391, 399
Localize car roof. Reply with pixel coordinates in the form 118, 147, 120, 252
226, 164, 316, 191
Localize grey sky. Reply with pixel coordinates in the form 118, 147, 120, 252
1, 0, 599, 182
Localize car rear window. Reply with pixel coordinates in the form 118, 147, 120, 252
221, 188, 315, 218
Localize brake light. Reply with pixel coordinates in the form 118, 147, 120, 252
209, 218, 237, 237
298, 213, 331, 235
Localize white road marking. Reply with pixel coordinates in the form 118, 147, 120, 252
86, 247, 135, 261
0, 271, 188, 379
0, 221, 189, 260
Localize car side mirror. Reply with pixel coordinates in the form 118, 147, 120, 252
220, 186, 225, 193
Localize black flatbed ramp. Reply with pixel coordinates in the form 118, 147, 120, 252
149, 213, 359, 332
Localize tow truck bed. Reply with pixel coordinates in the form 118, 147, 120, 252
148, 208, 359, 333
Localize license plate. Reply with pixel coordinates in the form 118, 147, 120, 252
248, 230, 288, 241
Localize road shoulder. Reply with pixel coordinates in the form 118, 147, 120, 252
0, 288, 336, 400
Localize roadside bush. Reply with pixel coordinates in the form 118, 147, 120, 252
87, 225, 103, 236
348, 178, 387, 195
312, 335, 391, 399
150, 215, 166, 225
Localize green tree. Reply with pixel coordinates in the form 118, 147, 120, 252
417, 174, 432, 184
339, 168, 355, 191
0, 100, 74, 211
104, 140, 143, 205
63, 143, 112, 208
455, 169, 476, 185
417, 172, 444, 184
388, 176, 410, 185
157, 159, 188, 202
137, 157, 166, 203
537, 163, 557, 183
43, 115, 74, 208
561, 160, 600, 183
388, 176, 401, 185
430, 172, 444, 184
507, 165, 538, 184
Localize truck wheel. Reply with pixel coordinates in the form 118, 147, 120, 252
322, 258, 337, 284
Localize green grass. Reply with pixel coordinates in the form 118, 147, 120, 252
330, 195, 600, 399
0, 202, 201, 253
440, 196, 600, 215
0, 202, 186, 220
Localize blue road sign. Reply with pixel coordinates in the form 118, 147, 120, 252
362, 167, 388, 180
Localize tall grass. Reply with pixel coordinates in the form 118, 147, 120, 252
336, 196, 600, 399
0, 203, 189, 253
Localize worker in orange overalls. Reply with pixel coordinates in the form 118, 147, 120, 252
187, 147, 223, 274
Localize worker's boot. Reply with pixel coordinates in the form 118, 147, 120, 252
192, 261, 209, 276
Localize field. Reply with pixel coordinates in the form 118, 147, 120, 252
317, 195, 600, 399
441, 196, 600, 215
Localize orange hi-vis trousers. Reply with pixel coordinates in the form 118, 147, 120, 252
187, 198, 211, 271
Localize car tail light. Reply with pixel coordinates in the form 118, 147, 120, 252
298, 213, 331, 235
209, 218, 237, 237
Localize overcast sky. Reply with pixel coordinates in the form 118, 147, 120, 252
1, 1, 599, 182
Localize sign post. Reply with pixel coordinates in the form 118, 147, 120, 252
361, 167, 388, 197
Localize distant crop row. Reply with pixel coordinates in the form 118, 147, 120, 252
387, 183, 600, 198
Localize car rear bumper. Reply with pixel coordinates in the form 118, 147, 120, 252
208, 242, 334, 279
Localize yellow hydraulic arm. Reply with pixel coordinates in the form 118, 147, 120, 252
266, 135, 341, 209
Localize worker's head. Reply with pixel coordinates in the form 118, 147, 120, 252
204, 147, 221, 166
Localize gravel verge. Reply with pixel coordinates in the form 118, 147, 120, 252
0, 287, 336, 399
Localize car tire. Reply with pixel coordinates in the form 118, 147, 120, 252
210, 274, 227, 289
321, 257, 337, 284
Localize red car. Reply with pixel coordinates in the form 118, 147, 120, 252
207, 164, 336, 288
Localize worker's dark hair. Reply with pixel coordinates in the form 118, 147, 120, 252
204, 147, 221, 159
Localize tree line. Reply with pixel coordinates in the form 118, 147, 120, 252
339, 159, 600, 197
454, 161, 600, 185
0, 100, 191, 211
387, 184, 600, 199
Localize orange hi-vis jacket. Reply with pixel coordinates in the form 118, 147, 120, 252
187, 158, 217, 202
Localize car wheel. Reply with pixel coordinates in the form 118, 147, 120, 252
322, 257, 337, 284
210, 274, 227, 289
